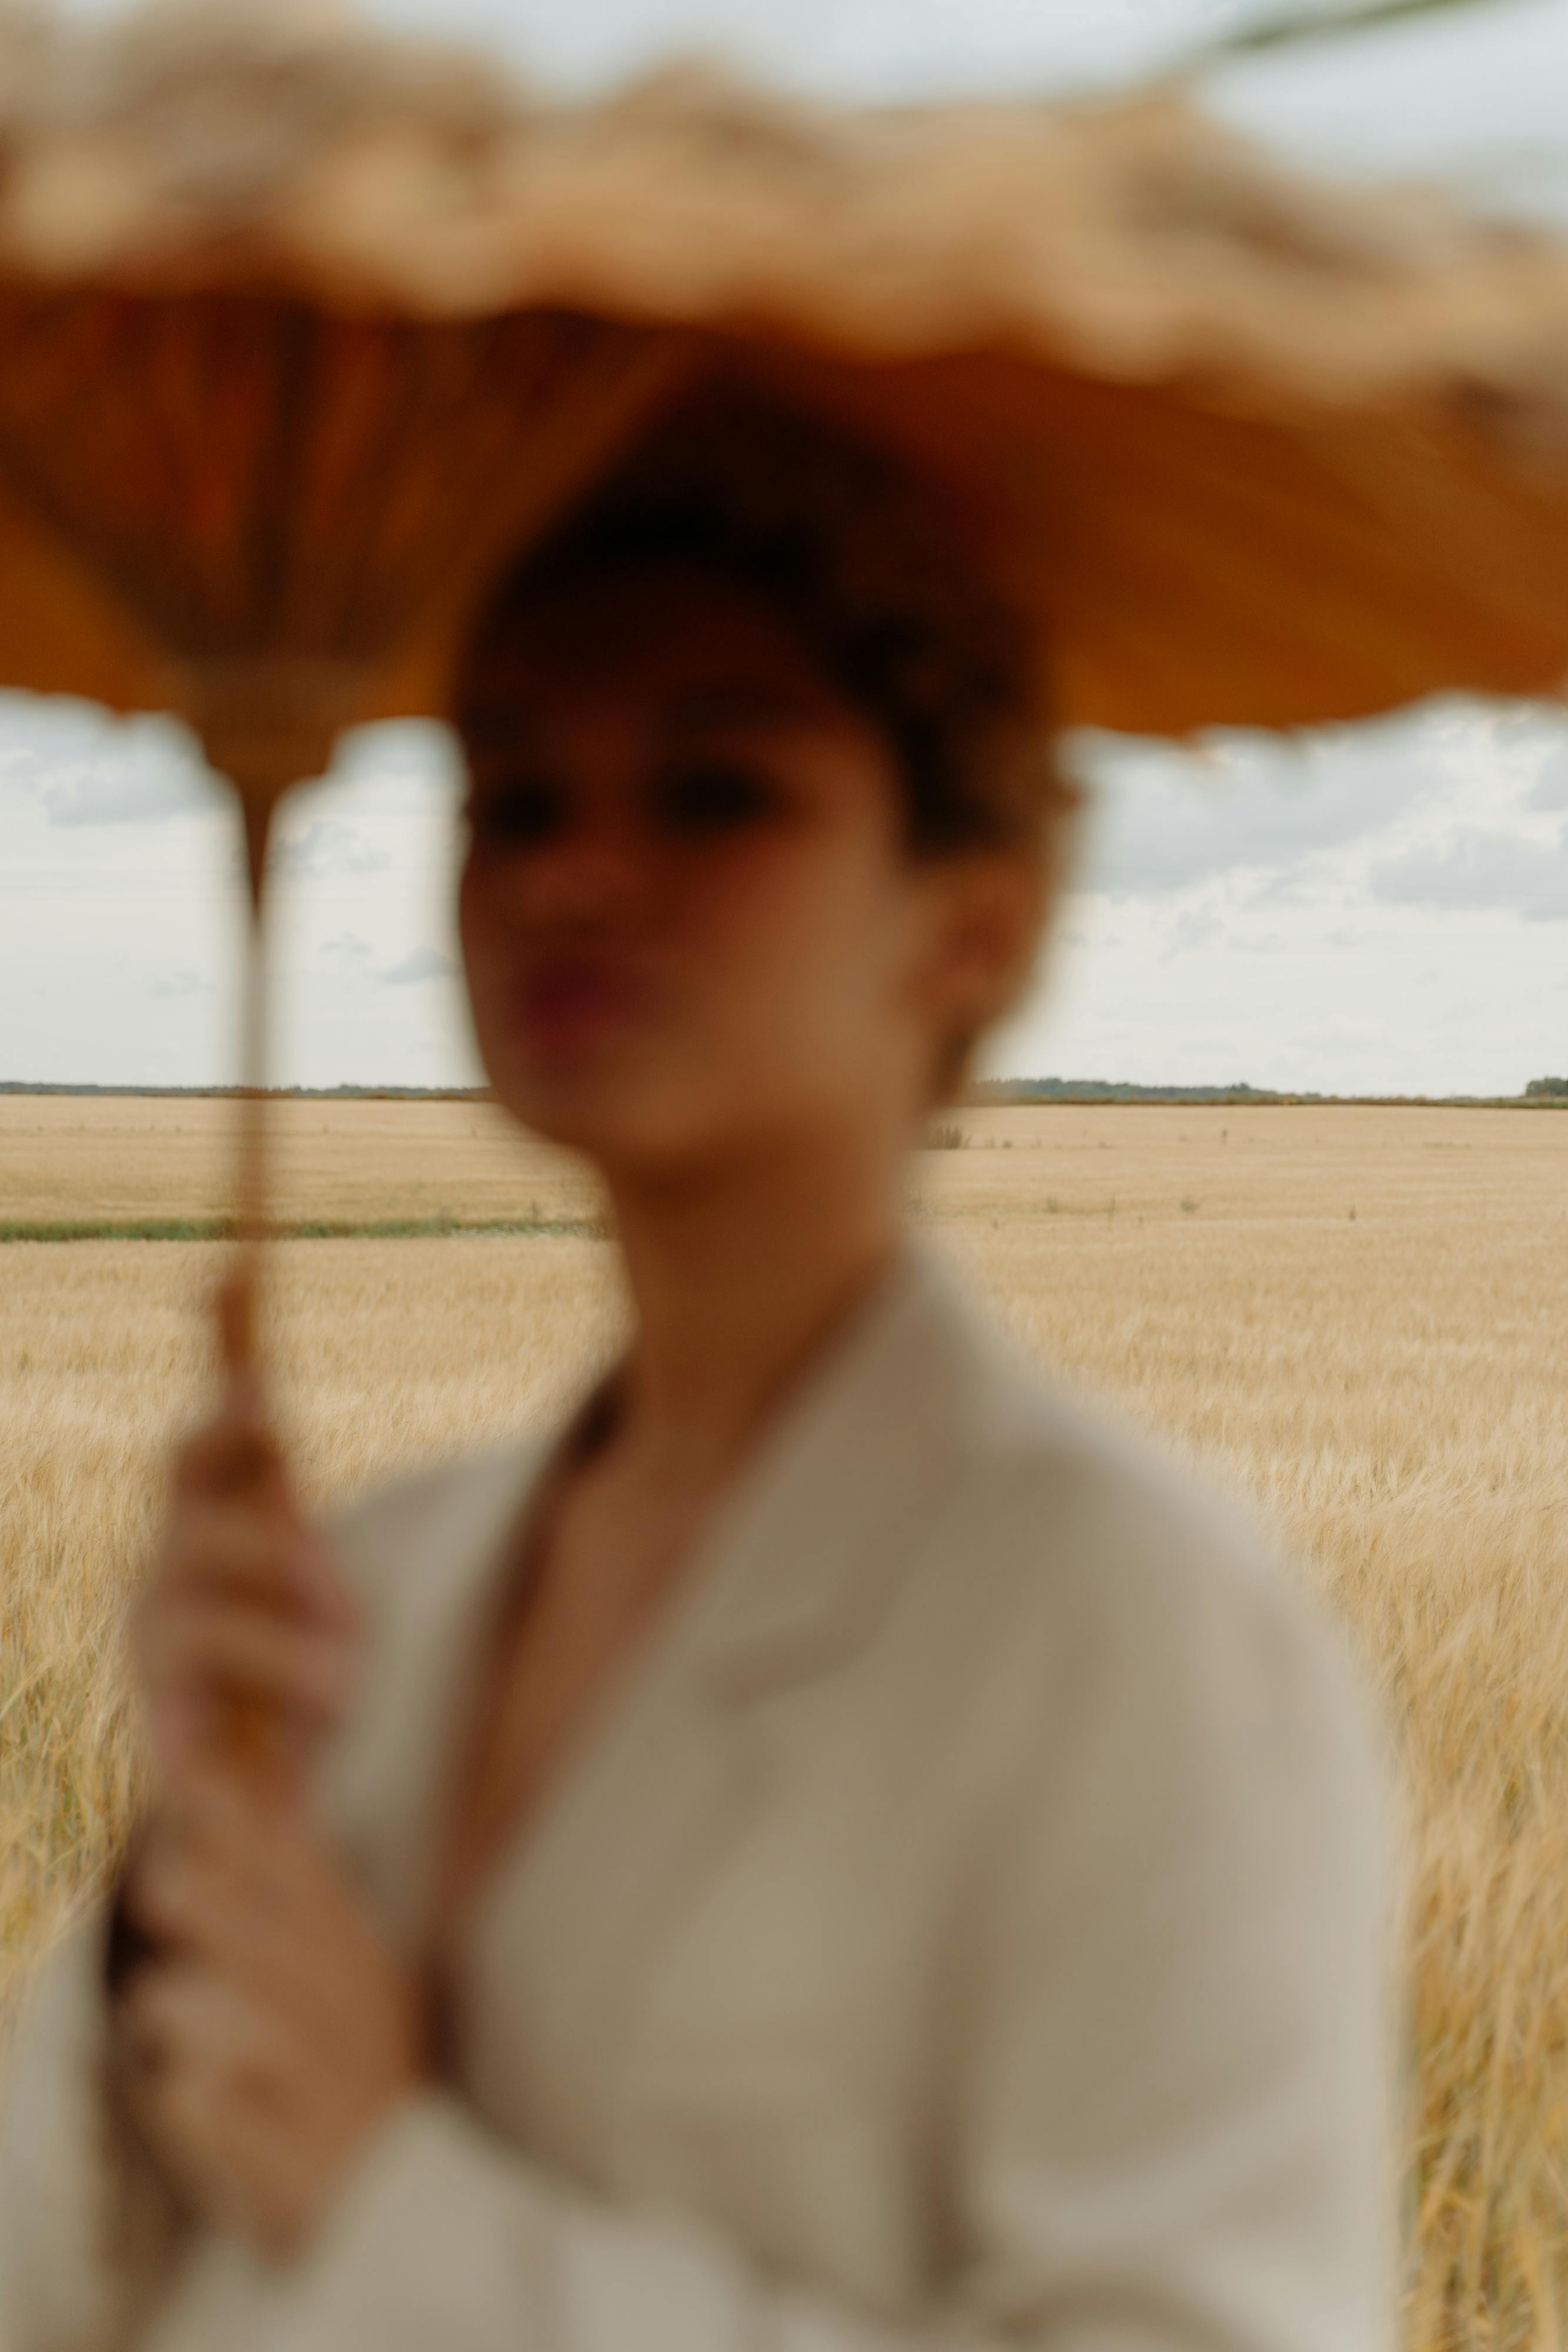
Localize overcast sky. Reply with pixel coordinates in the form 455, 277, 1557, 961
7, 0, 1568, 1094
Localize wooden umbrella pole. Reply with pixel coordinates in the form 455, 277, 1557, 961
192, 659, 363, 1790
193, 658, 363, 1360
227, 789, 275, 1384
216, 798, 287, 1790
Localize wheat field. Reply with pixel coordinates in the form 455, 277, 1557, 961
2, 1094, 1565, 2347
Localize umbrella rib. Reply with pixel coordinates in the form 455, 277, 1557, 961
239, 301, 324, 656
338, 319, 533, 643
0, 299, 194, 637
0, 427, 182, 667
142, 299, 269, 648
296, 316, 486, 657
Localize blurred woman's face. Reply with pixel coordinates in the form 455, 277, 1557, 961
457, 562, 1018, 1178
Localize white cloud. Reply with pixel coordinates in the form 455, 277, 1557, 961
987, 693, 1568, 1097
0, 696, 213, 827
1064, 697, 1568, 910
332, 721, 467, 799
1068, 711, 1432, 900
268, 817, 391, 880
41, 760, 208, 827
1529, 754, 1568, 811
378, 946, 459, 985
4, 676, 1566, 1095
1370, 824, 1568, 921
1203, 0, 1568, 227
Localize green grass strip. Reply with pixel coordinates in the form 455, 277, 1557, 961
0, 1218, 233, 1242
0, 1216, 603, 1244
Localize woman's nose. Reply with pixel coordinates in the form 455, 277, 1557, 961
510, 810, 647, 923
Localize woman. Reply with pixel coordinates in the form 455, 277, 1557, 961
0, 392, 1392, 2352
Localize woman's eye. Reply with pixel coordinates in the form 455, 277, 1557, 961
654, 761, 780, 837
466, 779, 567, 848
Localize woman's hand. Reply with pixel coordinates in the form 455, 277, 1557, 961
134, 1341, 361, 1811
118, 1772, 427, 2260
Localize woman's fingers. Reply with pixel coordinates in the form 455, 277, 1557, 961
127, 1785, 383, 2044
116, 1773, 424, 2260
153, 1501, 357, 1628
119, 1959, 317, 2255
143, 1342, 362, 1800
136, 1492, 360, 1793
119, 1955, 359, 2260
135, 1494, 361, 1789
122, 1956, 293, 2090
125, 1820, 322, 2026
139, 1593, 357, 1730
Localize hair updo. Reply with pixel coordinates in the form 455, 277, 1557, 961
459, 386, 1072, 863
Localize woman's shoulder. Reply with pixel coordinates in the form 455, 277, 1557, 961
927, 1271, 1376, 1771
902, 1292, 1389, 1952
955, 1345, 1285, 1613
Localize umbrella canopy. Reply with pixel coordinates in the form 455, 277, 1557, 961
0, 1, 1566, 823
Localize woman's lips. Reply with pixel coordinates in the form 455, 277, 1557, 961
512, 956, 649, 1055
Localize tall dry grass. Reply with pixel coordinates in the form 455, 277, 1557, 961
2, 1098, 1566, 2346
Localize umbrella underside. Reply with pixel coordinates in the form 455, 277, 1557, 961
0, 285, 1566, 819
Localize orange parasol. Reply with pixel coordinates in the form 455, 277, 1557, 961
2, 6, 1568, 1764
4, 12, 1568, 744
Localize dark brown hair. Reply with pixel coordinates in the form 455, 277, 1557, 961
459, 387, 1066, 862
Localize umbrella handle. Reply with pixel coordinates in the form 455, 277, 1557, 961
185, 662, 360, 1792
217, 794, 290, 1793
229, 822, 271, 1372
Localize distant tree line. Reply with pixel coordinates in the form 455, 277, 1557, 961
3, 1077, 1563, 1105
0, 1081, 490, 1100
972, 1079, 1295, 1105
972, 1079, 1568, 1107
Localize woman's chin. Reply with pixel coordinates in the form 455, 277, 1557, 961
493, 1057, 694, 1169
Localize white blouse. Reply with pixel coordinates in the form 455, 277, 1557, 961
0, 1247, 1395, 2352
